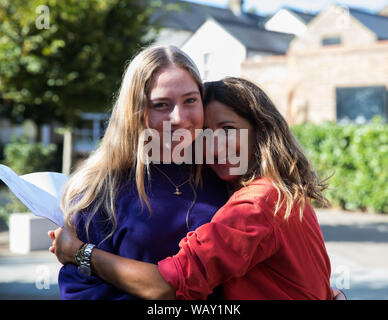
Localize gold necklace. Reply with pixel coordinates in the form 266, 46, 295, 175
152, 164, 191, 196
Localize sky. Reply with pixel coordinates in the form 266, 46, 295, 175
185, 0, 388, 15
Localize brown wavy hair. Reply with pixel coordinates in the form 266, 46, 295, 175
203, 77, 330, 220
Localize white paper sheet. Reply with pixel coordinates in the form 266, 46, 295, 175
0, 164, 67, 226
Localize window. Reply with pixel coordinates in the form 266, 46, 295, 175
74, 112, 110, 153
336, 86, 387, 123
203, 52, 213, 81
322, 37, 342, 46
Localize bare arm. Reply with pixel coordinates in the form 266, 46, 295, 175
49, 227, 176, 300
50, 226, 342, 300
89, 248, 175, 299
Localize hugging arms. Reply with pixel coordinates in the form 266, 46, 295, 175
49, 47, 343, 300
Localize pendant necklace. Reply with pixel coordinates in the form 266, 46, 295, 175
152, 164, 191, 196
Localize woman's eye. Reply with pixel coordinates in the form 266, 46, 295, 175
185, 97, 197, 104
223, 126, 235, 132
153, 102, 169, 109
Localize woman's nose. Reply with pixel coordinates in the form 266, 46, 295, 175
169, 104, 184, 126
211, 135, 227, 163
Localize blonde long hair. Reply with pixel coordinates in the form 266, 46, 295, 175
61, 45, 204, 240
203, 77, 330, 220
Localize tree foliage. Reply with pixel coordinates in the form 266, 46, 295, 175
0, 0, 159, 126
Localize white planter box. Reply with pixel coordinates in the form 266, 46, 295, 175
9, 213, 58, 254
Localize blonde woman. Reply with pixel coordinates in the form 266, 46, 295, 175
55, 46, 229, 299
50, 77, 345, 299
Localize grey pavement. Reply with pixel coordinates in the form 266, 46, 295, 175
0, 232, 61, 299
0, 208, 387, 300
316, 208, 388, 300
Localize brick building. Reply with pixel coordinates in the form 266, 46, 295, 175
241, 4, 388, 124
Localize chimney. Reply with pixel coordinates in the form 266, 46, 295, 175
228, 0, 244, 15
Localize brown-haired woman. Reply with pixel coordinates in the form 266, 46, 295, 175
50, 77, 343, 299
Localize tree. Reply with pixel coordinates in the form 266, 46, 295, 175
0, 0, 159, 127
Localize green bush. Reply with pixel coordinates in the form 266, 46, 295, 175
3, 139, 58, 174
0, 139, 58, 228
0, 190, 28, 229
291, 117, 388, 213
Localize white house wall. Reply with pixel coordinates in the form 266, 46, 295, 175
265, 9, 307, 36
181, 19, 246, 81
246, 50, 274, 59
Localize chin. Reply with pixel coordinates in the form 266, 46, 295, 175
209, 164, 239, 182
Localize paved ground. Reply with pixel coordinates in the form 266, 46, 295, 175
0, 208, 387, 300
316, 208, 388, 300
0, 232, 61, 299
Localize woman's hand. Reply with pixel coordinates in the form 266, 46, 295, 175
332, 287, 347, 300
48, 226, 83, 265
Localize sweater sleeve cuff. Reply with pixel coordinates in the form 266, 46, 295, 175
158, 256, 185, 300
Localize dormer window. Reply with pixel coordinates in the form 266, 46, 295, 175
322, 36, 342, 46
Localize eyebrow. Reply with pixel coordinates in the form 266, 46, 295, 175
150, 91, 200, 101
217, 120, 237, 126
182, 91, 200, 97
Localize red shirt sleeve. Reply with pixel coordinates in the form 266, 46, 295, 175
158, 184, 279, 300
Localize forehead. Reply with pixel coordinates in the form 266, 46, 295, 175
205, 100, 239, 122
204, 100, 251, 127
148, 66, 198, 98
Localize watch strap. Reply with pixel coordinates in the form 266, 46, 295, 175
75, 242, 87, 265
77, 243, 96, 276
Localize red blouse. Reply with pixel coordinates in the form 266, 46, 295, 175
158, 177, 333, 300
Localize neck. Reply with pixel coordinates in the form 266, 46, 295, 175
227, 180, 242, 195
158, 147, 193, 164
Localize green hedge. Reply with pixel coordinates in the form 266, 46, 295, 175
3, 139, 58, 175
291, 118, 388, 213
0, 139, 59, 227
